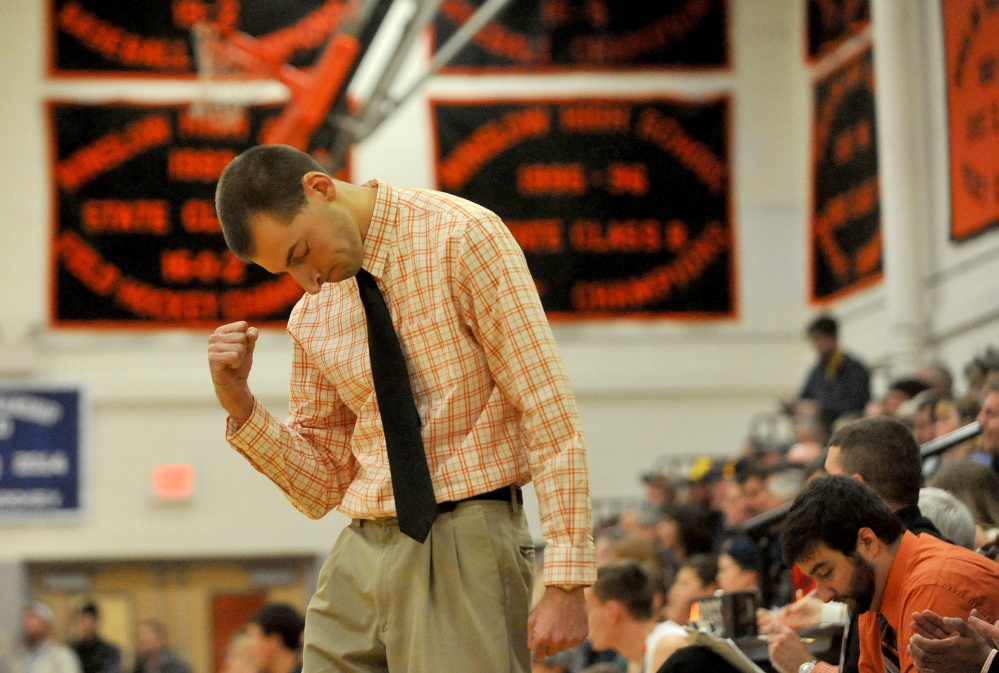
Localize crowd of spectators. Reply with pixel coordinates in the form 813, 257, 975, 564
537, 316, 999, 673
10, 314, 999, 673
6, 603, 304, 673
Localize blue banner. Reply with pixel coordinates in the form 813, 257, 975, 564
0, 388, 84, 517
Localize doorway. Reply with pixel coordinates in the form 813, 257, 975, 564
28, 556, 316, 673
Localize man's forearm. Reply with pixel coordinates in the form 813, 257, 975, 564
225, 398, 355, 519
214, 380, 255, 424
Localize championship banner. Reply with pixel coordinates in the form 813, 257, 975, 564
49, 102, 347, 327
433, 0, 728, 72
49, 0, 350, 76
806, 0, 869, 62
811, 46, 882, 302
943, 0, 999, 241
432, 97, 734, 318
0, 386, 84, 519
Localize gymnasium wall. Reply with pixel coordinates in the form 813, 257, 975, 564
0, 0, 996, 571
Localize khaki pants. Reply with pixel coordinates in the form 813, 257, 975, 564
304, 498, 535, 673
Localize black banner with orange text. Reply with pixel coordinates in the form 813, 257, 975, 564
432, 97, 734, 318
811, 46, 882, 302
806, 0, 869, 62
433, 0, 728, 72
49, 0, 350, 76
49, 102, 346, 327
943, 0, 999, 241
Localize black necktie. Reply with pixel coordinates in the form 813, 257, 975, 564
355, 269, 437, 543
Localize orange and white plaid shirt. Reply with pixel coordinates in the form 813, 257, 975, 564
227, 181, 596, 585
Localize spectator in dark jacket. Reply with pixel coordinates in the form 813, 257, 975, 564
70, 604, 120, 673
793, 314, 870, 431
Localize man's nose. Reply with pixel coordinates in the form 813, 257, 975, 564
291, 267, 321, 295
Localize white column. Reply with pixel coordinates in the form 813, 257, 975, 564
0, 560, 28, 650
870, 0, 932, 376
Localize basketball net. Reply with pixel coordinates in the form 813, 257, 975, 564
189, 21, 246, 125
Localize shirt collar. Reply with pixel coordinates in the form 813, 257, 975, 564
359, 179, 397, 280
878, 530, 917, 628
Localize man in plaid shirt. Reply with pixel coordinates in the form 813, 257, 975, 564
208, 145, 596, 672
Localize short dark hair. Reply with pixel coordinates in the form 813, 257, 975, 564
660, 503, 717, 557
782, 475, 905, 566
250, 603, 305, 651
888, 378, 931, 399
215, 145, 328, 261
806, 314, 838, 338
720, 535, 758, 572
829, 417, 922, 507
733, 459, 771, 486
680, 553, 719, 588
79, 602, 99, 618
591, 560, 657, 621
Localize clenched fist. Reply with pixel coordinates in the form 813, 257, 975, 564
527, 587, 588, 660
208, 321, 258, 422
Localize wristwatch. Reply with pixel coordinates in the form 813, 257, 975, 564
798, 661, 818, 673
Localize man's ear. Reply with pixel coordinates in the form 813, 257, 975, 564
606, 599, 627, 624
263, 631, 284, 655
851, 473, 866, 483
301, 171, 336, 201
855, 527, 881, 560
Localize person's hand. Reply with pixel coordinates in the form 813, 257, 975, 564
778, 597, 824, 630
766, 624, 815, 673
527, 587, 587, 660
911, 609, 961, 640
758, 608, 778, 633
908, 610, 992, 673
208, 321, 258, 421
968, 609, 999, 649
758, 596, 827, 632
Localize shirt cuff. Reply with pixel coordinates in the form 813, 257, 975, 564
815, 662, 837, 673
981, 649, 997, 673
225, 397, 264, 442
542, 544, 597, 586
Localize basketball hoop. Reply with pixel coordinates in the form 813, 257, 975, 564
179, 0, 517, 155
188, 21, 246, 126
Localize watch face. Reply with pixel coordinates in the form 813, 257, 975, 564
799, 663, 816, 673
